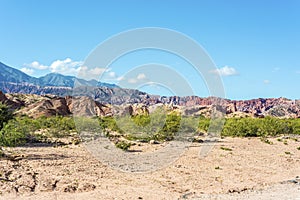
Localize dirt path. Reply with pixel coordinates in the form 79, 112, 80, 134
0, 137, 299, 199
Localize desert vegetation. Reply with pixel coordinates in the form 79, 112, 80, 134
0, 102, 77, 147
1, 101, 300, 151
100, 115, 300, 140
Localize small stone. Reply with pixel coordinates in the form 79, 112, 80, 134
192, 137, 204, 143
149, 140, 159, 144
17, 185, 32, 193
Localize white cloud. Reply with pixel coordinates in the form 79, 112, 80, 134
49, 58, 83, 75
128, 78, 137, 83
126, 73, 147, 84
78, 66, 108, 80
105, 68, 113, 72
116, 76, 125, 81
263, 80, 270, 84
89, 67, 107, 76
23, 58, 85, 77
20, 67, 34, 75
95, 70, 120, 81
21, 59, 149, 83
108, 71, 116, 78
211, 66, 238, 76
272, 67, 280, 72
137, 73, 146, 80
25, 61, 48, 70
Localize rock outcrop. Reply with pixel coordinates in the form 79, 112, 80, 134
0, 90, 23, 109
68, 96, 112, 117
1, 90, 300, 118
11, 94, 112, 118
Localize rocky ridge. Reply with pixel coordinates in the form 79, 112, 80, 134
1, 61, 299, 118
0, 91, 299, 118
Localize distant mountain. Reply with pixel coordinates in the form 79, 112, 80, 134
1, 62, 300, 119
0, 62, 118, 88
0, 62, 38, 84
38, 73, 77, 87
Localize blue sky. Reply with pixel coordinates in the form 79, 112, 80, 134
0, 0, 299, 99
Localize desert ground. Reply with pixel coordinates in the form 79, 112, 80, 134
0, 136, 299, 200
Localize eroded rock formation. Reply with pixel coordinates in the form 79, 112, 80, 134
1, 91, 299, 118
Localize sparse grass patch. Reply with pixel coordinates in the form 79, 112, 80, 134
220, 147, 233, 151
115, 140, 131, 151
297, 147, 300, 150
290, 138, 298, 142
285, 151, 291, 155
260, 137, 273, 145
0, 148, 4, 157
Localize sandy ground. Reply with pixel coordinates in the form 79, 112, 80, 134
0, 136, 299, 199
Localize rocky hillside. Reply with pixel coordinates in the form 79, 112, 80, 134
0, 91, 111, 118
1, 91, 299, 118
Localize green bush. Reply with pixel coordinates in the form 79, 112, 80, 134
154, 112, 181, 141
99, 116, 122, 133
3, 108, 299, 147
132, 114, 151, 127
289, 119, 300, 135
40, 116, 76, 138
0, 119, 27, 147
74, 116, 102, 132
0, 115, 77, 147
221, 117, 298, 137
115, 140, 131, 151
197, 117, 210, 133
0, 103, 13, 130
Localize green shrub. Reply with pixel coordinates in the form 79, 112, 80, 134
0, 115, 77, 147
99, 114, 300, 142
220, 146, 232, 151
0, 103, 13, 130
197, 117, 210, 133
153, 112, 181, 141
260, 137, 273, 145
73, 116, 102, 134
221, 117, 294, 137
99, 116, 122, 133
115, 140, 131, 151
132, 114, 151, 127
289, 119, 300, 135
0, 119, 27, 147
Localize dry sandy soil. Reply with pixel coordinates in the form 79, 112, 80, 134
0, 136, 299, 200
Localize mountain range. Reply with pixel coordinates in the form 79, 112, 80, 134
1, 61, 300, 118
0, 62, 118, 88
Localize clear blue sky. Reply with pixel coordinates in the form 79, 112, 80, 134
0, 0, 299, 100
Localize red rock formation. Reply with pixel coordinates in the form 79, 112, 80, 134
1, 90, 299, 118
67, 96, 112, 117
